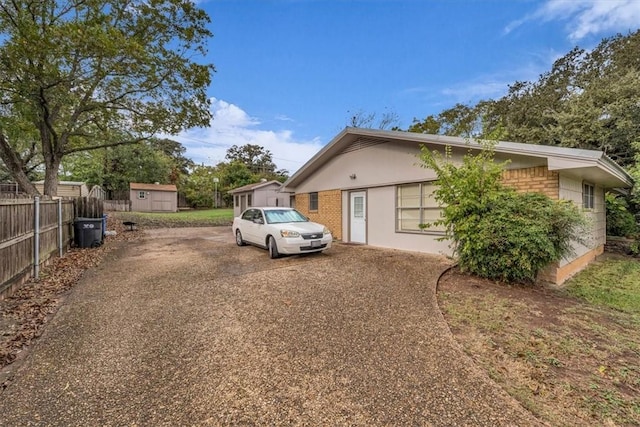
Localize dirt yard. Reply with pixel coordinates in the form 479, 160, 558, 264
0, 226, 540, 426
438, 268, 640, 426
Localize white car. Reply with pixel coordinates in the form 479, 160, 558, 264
232, 207, 332, 258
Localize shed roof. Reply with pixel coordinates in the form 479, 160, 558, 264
34, 180, 87, 186
283, 127, 633, 190
228, 180, 282, 194
130, 182, 177, 192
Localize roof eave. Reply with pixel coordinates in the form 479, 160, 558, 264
283, 127, 634, 190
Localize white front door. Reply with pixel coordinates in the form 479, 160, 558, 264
350, 191, 366, 244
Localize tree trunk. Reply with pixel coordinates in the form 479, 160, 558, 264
39, 113, 61, 196
0, 131, 40, 195
43, 155, 60, 196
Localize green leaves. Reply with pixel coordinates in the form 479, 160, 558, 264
420, 142, 587, 283
0, 0, 214, 195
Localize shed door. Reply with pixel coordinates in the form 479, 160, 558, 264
349, 191, 366, 244
151, 192, 173, 211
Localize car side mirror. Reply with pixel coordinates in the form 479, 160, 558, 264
253, 218, 264, 224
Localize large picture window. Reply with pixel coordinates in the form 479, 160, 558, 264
396, 182, 445, 233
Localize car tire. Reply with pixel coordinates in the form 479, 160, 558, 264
268, 236, 279, 259
235, 230, 246, 246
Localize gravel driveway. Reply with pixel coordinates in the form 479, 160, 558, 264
0, 227, 541, 426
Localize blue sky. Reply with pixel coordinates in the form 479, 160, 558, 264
175, 0, 640, 173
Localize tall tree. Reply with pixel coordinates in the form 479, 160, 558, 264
409, 103, 485, 137
406, 31, 640, 168
182, 164, 218, 208
0, 0, 213, 196
224, 144, 288, 180
488, 31, 640, 165
148, 138, 195, 183
62, 138, 189, 195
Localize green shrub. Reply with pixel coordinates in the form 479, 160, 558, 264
605, 193, 639, 238
456, 192, 586, 282
420, 141, 587, 283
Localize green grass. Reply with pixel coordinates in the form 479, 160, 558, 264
112, 208, 234, 227
565, 258, 640, 315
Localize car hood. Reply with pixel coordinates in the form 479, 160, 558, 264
272, 221, 326, 234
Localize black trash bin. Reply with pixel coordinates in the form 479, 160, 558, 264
74, 217, 104, 248
102, 213, 108, 237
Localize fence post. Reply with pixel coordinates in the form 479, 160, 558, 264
34, 196, 40, 279
58, 198, 63, 257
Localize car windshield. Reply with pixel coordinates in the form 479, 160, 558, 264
264, 209, 308, 224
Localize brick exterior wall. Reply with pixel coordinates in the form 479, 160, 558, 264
295, 166, 570, 282
501, 166, 559, 200
539, 245, 604, 285
296, 190, 342, 240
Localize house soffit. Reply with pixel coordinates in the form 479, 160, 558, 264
283, 127, 633, 191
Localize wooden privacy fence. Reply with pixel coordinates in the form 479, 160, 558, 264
103, 199, 131, 212
0, 197, 102, 299
75, 196, 104, 218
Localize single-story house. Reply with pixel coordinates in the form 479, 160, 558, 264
34, 180, 89, 198
281, 127, 634, 285
229, 179, 291, 217
130, 182, 178, 213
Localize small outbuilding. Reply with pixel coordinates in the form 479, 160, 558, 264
34, 180, 89, 198
130, 182, 178, 213
229, 179, 290, 217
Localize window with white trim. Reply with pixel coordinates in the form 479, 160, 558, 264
583, 183, 595, 209
138, 191, 146, 199
396, 182, 445, 233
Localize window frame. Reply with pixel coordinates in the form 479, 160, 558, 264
395, 182, 445, 235
582, 182, 595, 210
138, 191, 146, 200
309, 192, 319, 211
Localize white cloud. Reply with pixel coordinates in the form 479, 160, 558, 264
274, 114, 295, 122
506, 0, 640, 41
441, 80, 510, 103
171, 98, 324, 174
406, 56, 554, 108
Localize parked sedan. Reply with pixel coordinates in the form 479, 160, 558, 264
232, 207, 332, 258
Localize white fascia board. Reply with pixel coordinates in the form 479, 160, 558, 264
547, 157, 595, 171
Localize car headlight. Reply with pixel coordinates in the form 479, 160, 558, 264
323, 227, 331, 235
280, 229, 300, 238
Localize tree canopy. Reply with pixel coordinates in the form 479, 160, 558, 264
224, 144, 288, 181
180, 144, 289, 208
62, 138, 192, 196
0, 0, 214, 196
408, 30, 640, 168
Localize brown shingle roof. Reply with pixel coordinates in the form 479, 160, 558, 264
130, 182, 177, 192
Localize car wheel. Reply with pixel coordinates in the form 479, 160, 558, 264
235, 230, 246, 246
268, 236, 279, 259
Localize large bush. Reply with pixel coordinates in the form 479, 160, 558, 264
420, 142, 586, 283
605, 193, 639, 238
